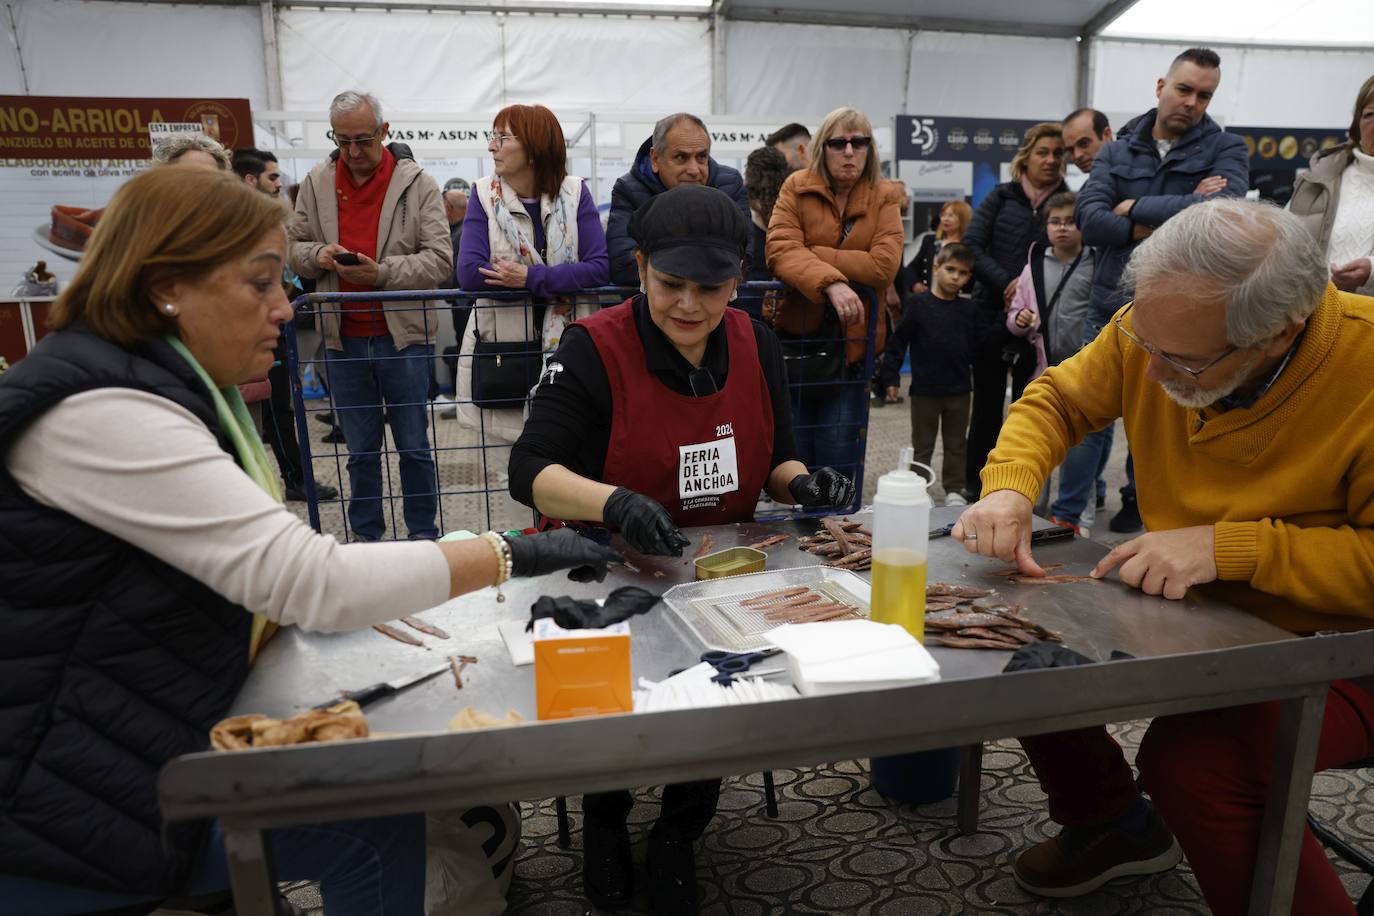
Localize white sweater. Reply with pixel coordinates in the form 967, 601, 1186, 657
4, 388, 451, 632
1328, 147, 1374, 296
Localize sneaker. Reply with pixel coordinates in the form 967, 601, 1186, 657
284, 482, 339, 502
1109, 495, 1144, 534
582, 817, 634, 909
1096, 493, 1106, 511
312, 411, 335, 426
1048, 515, 1080, 536
1013, 808, 1182, 898
943, 492, 968, 507
321, 427, 346, 444
647, 835, 700, 916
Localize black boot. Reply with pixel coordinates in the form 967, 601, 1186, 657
647, 835, 699, 916
1110, 495, 1143, 533
582, 816, 635, 910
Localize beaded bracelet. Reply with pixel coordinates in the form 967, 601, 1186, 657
481, 531, 513, 587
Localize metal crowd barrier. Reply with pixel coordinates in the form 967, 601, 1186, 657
281, 282, 878, 542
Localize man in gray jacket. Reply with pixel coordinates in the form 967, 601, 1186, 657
288, 90, 453, 541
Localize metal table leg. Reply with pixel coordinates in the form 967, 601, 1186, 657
958, 742, 984, 835
222, 821, 278, 916
1247, 689, 1327, 916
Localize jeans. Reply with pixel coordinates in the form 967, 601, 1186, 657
1053, 423, 1114, 525
326, 336, 438, 540
790, 376, 867, 482
0, 814, 426, 916
1019, 681, 1374, 916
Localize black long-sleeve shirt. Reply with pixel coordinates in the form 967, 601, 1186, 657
879, 290, 978, 397
509, 296, 799, 508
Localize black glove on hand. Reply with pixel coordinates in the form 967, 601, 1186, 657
788, 467, 855, 508
602, 487, 691, 556
507, 528, 623, 582
528, 586, 661, 631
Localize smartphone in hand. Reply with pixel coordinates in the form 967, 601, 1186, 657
333, 251, 361, 266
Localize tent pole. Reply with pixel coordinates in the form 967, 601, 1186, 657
260, 0, 286, 141
5, 2, 30, 94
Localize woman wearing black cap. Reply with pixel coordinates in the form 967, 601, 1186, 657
509, 184, 853, 914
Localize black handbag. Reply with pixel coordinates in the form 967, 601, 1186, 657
470, 333, 543, 409
776, 306, 846, 398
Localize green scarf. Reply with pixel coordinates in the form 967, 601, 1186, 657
166, 335, 282, 659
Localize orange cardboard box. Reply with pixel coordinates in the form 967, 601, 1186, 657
533, 618, 633, 720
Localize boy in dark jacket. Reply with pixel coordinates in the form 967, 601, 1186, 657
881, 243, 977, 505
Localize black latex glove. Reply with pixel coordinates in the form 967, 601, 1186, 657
527, 586, 661, 631
788, 467, 855, 508
602, 487, 691, 556
507, 528, 623, 582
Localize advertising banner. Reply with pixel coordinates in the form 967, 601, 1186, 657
895, 114, 1047, 206
1228, 125, 1347, 205
0, 96, 254, 303
0, 96, 253, 160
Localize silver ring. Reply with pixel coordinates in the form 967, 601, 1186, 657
964, 532, 977, 541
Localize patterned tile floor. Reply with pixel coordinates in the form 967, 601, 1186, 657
278, 389, 1374, 914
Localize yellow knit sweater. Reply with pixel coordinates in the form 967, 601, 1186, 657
982, 284, 1374, 634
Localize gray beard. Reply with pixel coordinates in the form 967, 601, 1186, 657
1158, 352, 1264, 409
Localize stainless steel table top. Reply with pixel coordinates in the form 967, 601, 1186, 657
233, 508, 1294, 736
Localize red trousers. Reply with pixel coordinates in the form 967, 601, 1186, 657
1020, 680, 1374, 916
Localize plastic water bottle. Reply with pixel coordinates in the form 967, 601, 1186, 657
869, 446, 931, 642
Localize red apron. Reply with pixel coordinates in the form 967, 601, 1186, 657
580, 301, 774, 528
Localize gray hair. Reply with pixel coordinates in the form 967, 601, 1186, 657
330, 90, 384, 130
1122, 198, 1327, 347
153, 134, 231, 170
652, 112, 709, 157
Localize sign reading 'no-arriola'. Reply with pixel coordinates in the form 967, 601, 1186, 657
0, 96, 253, 159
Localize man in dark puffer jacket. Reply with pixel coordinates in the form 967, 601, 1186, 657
606, 112, 752, 286
1061, 46, 1249, 535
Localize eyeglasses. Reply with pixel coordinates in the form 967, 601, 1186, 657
489, 133, 518, 147
824, 136, 872, 152
1047, 218, 1076, 228
1113, 302, 1240, 379
333, 132, 382, 149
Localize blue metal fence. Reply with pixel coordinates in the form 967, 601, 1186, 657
281, 282, 879, 541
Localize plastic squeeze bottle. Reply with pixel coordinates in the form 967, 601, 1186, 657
869, 447, 932, 641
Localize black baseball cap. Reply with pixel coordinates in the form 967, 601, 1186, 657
629, 184, 750, 285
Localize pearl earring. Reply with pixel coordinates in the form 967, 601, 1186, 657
163, 303, 177, 316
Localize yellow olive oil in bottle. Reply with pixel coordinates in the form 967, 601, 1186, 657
869, 447, 931, 642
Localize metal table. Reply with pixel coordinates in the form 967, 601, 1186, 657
159, 509, 1374, 916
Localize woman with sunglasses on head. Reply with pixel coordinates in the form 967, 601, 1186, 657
765, 106, 905, 476
455, 104, 609, 489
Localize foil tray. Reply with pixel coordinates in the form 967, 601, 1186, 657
662, 565, 872, 653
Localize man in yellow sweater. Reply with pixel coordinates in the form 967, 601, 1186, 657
953, 198, 1374, 916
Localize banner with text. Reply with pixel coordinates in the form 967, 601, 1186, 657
0, 96, 253, 160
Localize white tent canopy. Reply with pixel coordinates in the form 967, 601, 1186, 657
2, 0, 1370, 130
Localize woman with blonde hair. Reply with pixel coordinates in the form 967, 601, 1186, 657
961, 121, 1067, 498
0, 166, 616, 914
765, 105, 904, 476
902, 199, 973, 296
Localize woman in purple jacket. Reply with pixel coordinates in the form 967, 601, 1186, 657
456, 104, 610, 454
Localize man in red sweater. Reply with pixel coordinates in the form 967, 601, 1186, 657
288, 91, 452, 540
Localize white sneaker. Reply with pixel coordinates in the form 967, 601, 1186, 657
944, 492, 968, 507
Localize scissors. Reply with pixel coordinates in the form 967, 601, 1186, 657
700, 648, 784, 685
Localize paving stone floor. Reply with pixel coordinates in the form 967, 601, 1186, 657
275, 386, 1373, 915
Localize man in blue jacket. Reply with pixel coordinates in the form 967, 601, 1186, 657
1053, 48, 1249, 536
607, 112, 752, 286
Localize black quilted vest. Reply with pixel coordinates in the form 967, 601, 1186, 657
0, 325, 252, 894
